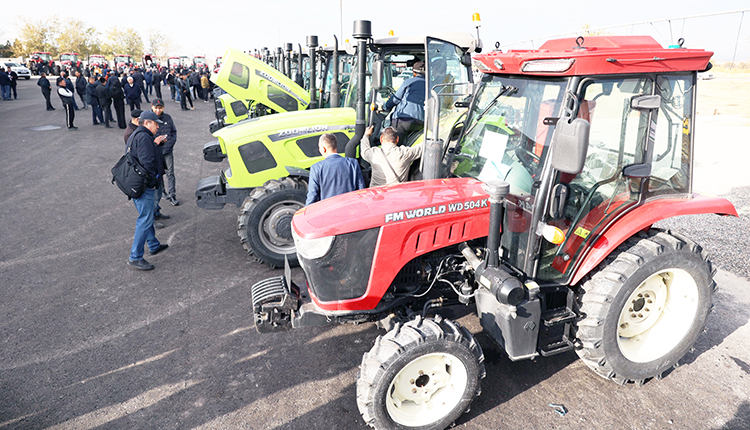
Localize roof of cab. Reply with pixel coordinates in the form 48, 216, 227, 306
473, 36, 712, 76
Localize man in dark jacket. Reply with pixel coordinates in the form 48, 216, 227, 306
151, 98, 179, 205
1, 68, 12, 100
57, 79, 76, 130
7, 67, 18, 100
383, 61, 426, 145
56, 71, 80, 110
37, 72, 55, 110
96, 77, 113, 128
126, 110, 169, 270
132, 67, 149, 103
74, 70, 88, 109
124, 76, 142, 111
151, 68, 162, 99
86, 76, 104, 126
166, 70, 176, 101
108, 72, 127, 128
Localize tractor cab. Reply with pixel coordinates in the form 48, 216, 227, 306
250, 35, 737, 430
114, 54, 133, 70
58, 52, 81, 73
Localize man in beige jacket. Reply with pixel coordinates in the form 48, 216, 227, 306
361, 125, 423, 187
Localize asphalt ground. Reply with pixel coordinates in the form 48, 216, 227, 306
1, 76, 749, 430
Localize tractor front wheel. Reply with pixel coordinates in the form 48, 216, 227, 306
237, 177, 307, 268
575, 229, 715, 385
357, 315, 485, 430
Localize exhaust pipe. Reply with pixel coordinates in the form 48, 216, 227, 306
307, 36, 318, 108
331, 35, 341, 108
345, 20, 371, 159
284, 43, 293, 78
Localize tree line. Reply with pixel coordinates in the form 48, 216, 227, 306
0, 16, 177, 59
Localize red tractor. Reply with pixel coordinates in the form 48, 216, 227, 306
29, 51, 54, 75
114, 54, 133, 70
251, 35, 736, 429
58, 52, 82, 74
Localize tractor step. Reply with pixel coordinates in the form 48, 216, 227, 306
251, 274, 300, 333
542, 308, 577, 327
539, 337, 575, 357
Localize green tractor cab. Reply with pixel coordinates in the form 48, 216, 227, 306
196, 22, 481, 268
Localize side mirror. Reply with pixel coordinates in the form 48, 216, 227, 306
371, 60, 384, 91
550, 118, 590, 174
631, 94, 660, 110
461, 52, 472, 67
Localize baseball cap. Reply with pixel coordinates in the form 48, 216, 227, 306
131, 108, 143, 118
140, 111, 165, 124
151, 98, 164, 107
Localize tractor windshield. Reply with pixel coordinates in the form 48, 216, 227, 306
61, 54, 76, 62
452, 75, 567, 195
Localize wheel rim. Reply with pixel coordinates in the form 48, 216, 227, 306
617, 268, 699, 363
385, 352, 468, 427
257, 199, 303, 255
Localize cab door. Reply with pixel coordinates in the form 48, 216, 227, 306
425, 37, 473, 126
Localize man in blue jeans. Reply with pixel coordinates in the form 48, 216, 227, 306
127, 110, 169, 270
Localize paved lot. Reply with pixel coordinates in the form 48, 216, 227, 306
1, 76, 749, 430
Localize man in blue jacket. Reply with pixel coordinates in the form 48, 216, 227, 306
126, 110, 169, 270
383, 61, 426, 145
306, 134, 365, 206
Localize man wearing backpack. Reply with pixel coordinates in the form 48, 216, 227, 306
126, 111, 169, 270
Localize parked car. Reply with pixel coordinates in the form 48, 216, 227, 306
698, 71, 715, 80
3, 62, 32, 79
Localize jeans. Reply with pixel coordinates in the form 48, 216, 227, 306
147, 82, 153, 95
1, 85, 9, 100
130, 187, 161, 261
163, 152, 175, 197
91, 104, 103, 124
170, 84, 176, 100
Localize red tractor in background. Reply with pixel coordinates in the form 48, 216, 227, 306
58, 52, 82, 74
251, 35, 736, 430
29, 51, 55, 75
114, 54, 133, 70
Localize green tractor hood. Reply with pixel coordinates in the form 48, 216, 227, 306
211, 47, 311, 113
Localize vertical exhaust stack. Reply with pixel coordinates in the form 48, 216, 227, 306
284, 43, 293, 78
307, 36, 318, 108
483, 181, 509, 268
345, 20, 372, 159
331, 35, 341, 108
276, 47, 283, 72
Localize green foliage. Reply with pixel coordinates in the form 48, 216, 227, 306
103, 27, 144, 57
0, 40, 13, 58
56, 20, 100, 57
15, 16, 59, 56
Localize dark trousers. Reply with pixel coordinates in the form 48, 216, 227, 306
62, 101, 75, 128
42, 89, 53, 110
154, 83, 162, 99
192, 84, 200, 100
169, 84, 176, 100
179, 90, 188, 110
91, 104, 104, 124
393, 118, 424, 146
185, 90, 193, 108
77, 91, 87, 108
128, 99, 141, 112
10, 85, 17, 99
113, 98, 126, 128
101, 102, 113, 126
141, 85, 150, 102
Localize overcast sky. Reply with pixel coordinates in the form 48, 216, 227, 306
2, 0, 750, 62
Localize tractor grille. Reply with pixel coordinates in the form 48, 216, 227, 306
299, 228, 379, 302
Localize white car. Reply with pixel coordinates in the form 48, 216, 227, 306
698, 71, 714, 80
3, 62, 31, 79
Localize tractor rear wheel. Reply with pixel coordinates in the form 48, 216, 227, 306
574, 229, 716, 385
237, 177, 307, 269
357, 315, 485, 430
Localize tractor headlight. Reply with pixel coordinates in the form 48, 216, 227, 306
293, 229, 334, 260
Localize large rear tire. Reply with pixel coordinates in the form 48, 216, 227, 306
357, 315, 485, 430
237, 177, 306, 269
574, 229, 716, 385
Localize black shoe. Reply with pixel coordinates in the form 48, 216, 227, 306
168, 195, 180, 206
127, 258, 154, 270
105, 124, 113, 128
68, 126, 78, 130
93, 122, 100, 125
47, 108, 55, 111
149, 244, 169, 256
153, 221, 165, 229
154, 213, 170, 220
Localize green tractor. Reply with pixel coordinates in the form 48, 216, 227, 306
208, 39, 354, 133
196, 20, 482, 268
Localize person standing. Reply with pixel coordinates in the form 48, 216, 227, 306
189, 70, 201, 100
305, 134, 365, 206
132, 67, 149, 103
152, 68, 162, 99
125, 110, 169, 270
37, 72, 55, 110
200, 72, 210, 102
86, 76, 104, 126
57, 79, 76, 130
56, 71, 80, 110
7, 67, 18, 100
360, 126, 423, 187
0, 68, 11, 100
382, 61, 426, 145
108, 72, 127, 128
166, 69, 176, 101
74, 70, 88, 109
176, 73, 189, 111
145, 68, 153, 96
96, 76, 113, 128
124, 76, 142, 111
151, 98, 179, 206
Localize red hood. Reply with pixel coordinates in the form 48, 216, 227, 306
293, 178, 490, 239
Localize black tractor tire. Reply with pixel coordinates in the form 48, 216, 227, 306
357, 315, 485, 430
237, 177, 307, 269
24, 76, 30, 80
574, 229, 716, 385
